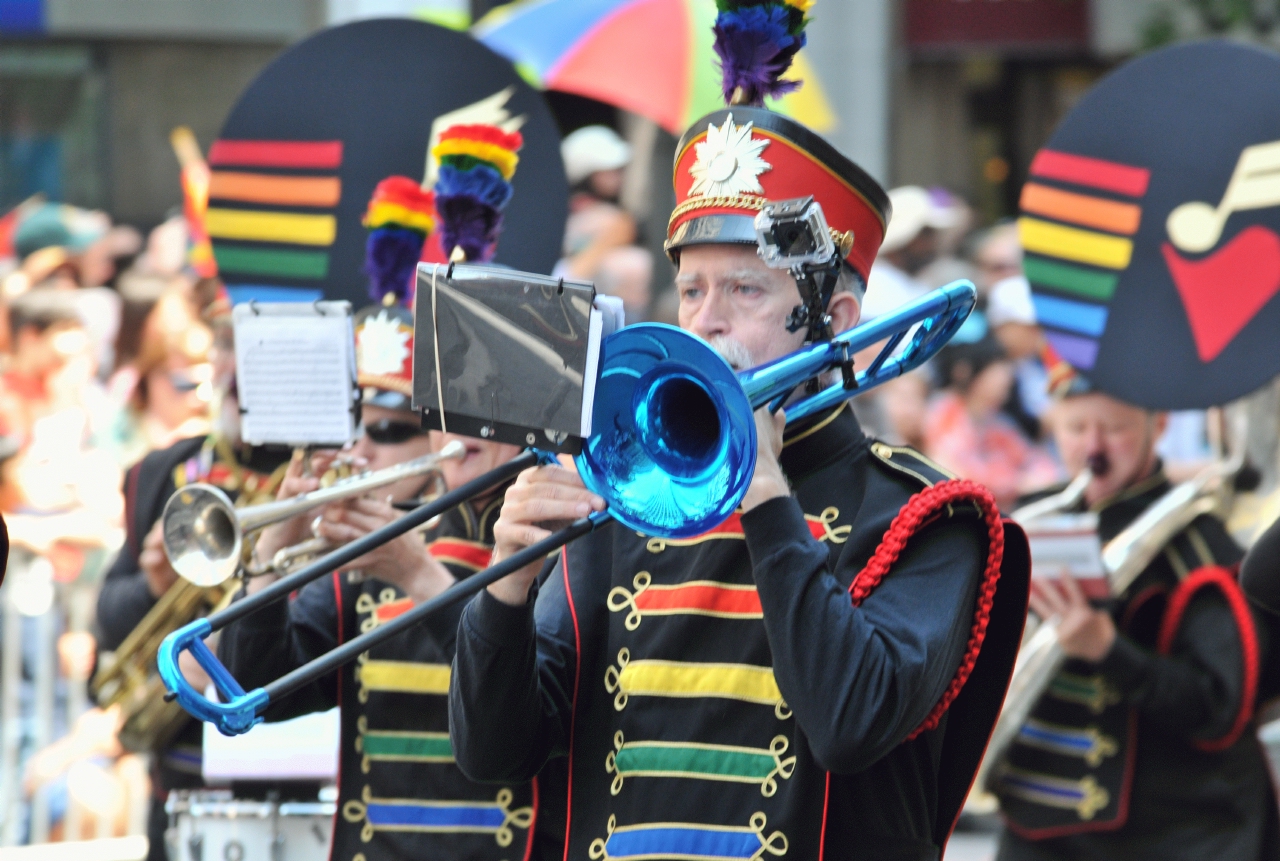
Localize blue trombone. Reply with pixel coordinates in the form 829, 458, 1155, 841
158, 279, 976, 736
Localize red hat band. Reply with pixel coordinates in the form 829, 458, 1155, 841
666, 107, 890, 284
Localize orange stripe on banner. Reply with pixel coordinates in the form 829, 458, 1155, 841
428, 540, 492, 571
1020, 183, 1142, 236
210, 172, 341, 208
636, 582, 762, 617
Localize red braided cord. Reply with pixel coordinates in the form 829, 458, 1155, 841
845, 479, 1005, 740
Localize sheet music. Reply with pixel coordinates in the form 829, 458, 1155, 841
233, 301, 357, 446
1024, 512, 1111, 600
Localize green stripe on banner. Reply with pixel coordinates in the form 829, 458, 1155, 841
363, 731, 453, 762
1025, 256, 1118, 302
615, 744, 775, 780
214, 246, 330, 279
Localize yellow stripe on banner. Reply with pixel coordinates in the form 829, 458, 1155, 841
1018, 217, 1133, 270
360, 660, 451, 694
206, 208, 337, 246
621, 660, 782, 705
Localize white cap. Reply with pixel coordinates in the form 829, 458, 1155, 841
561, 125, 632, 185
880, 186, 962, 254
987, 275, 1036, 328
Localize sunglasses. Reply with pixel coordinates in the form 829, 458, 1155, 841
364, 419, 429, 445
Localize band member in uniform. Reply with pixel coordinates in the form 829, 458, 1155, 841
449, 4, 1029, 858
217, 119, 555, 860
992, 368, 1275, 860
94, 286, 290, 861
984, 39, 1280, 860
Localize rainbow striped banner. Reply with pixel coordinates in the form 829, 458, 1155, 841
1019, 149, 1152, 370
207, 139, 343, 282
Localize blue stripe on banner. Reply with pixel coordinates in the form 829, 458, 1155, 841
1032, 293, 1108, 337
366, 802, 506, 830
225, 285, 325, 305
607, 825, 761, 859
0, 0, 45, 32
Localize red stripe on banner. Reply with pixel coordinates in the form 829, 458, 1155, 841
208, 139, 344, 169
428, 540, 493, 570
636, 583, 762, 616
1030, 149, 1151, 198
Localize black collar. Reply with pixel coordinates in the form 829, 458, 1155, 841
779, 402, 867, 482
1090, 463, 1172, 542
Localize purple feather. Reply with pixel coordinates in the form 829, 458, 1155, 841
714, 5, 805, 106
364, 226, 424, 304
437, 163, 513, 209
437, 195, 503, 263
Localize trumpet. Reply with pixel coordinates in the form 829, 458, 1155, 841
157, 282, 977, 736
162, 440, 466, 587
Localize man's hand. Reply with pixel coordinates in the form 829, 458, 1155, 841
318, 496, 455, 604
741, 406, 789, 512
251, 449, 344, 573
1029, 572, 1117, 662
488, 463, 605, 607
140, 522, 178, 598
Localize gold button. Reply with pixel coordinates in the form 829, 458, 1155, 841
871, 442, 893, 459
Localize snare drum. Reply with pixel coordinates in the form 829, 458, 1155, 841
166, 791, 335, 861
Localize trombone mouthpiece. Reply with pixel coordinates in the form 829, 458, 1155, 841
439, 439, 467, 461
1087, 452, 1110, 477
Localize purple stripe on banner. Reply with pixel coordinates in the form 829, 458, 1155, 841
1046, 331, 1099, 371
366, 802, 505, 830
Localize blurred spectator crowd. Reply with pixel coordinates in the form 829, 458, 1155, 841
0, 128, 1216, 848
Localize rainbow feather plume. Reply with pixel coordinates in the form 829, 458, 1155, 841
363, 176, 436, 304
713, 0, 812, 107
432, 124, 523, 263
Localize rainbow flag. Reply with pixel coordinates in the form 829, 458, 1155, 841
1018, 150, 1151, 370
206, 139, 344, 281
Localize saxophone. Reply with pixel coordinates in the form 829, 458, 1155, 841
90, 444, 288, 753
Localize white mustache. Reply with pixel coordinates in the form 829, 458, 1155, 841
708, 335, 754, 371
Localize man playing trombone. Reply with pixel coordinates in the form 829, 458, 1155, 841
448, 14, 1028, 857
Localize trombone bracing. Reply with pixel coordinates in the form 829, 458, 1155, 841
157, 281, 976, 736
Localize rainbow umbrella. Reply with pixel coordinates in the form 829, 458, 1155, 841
473, 0, 835, 135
